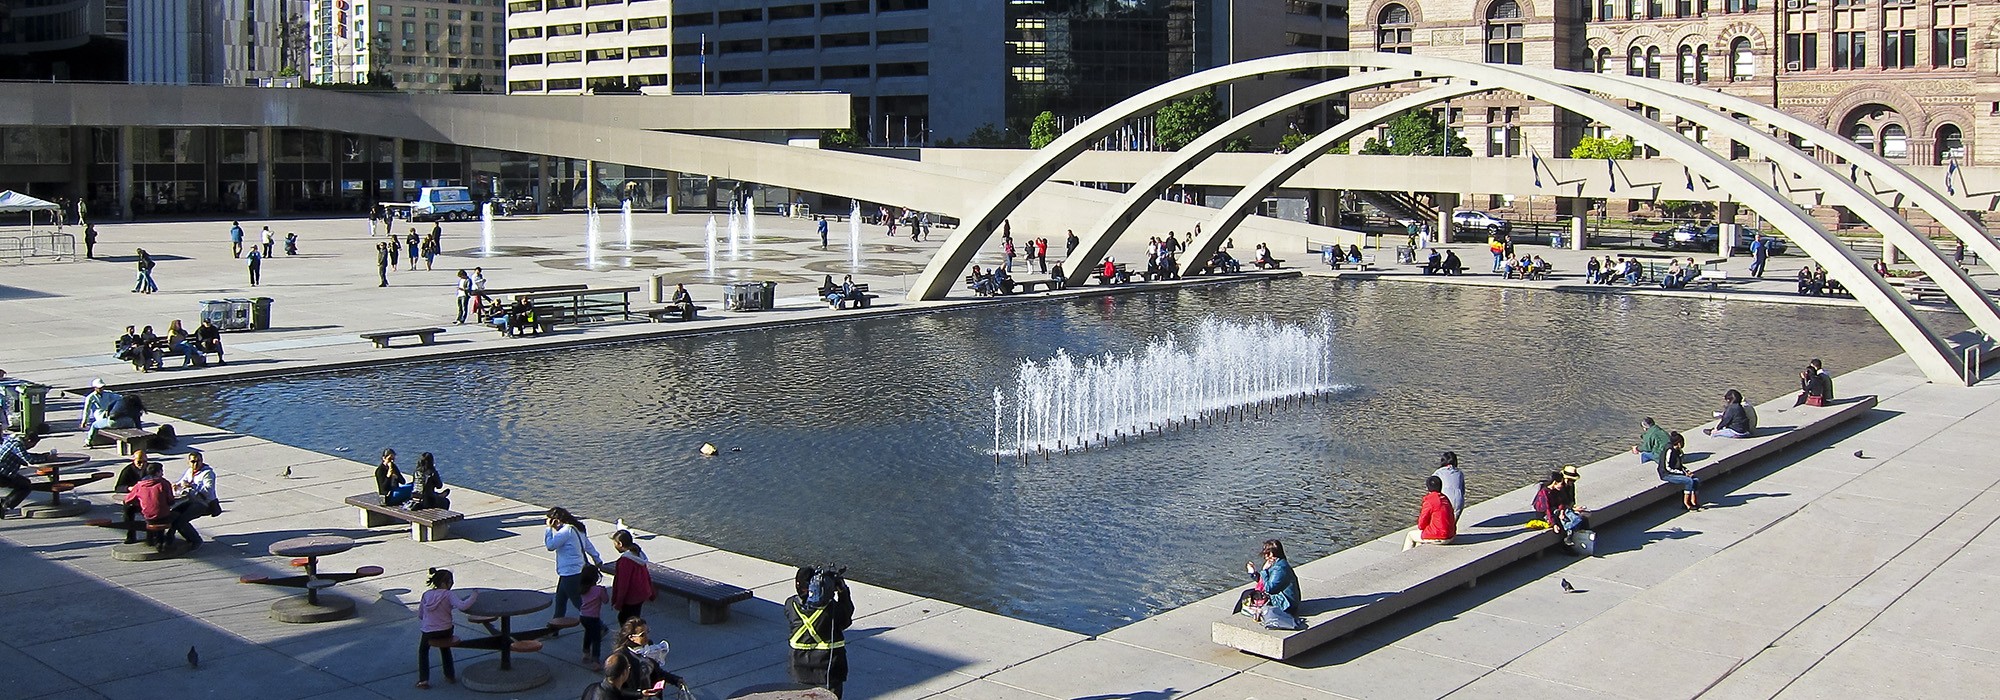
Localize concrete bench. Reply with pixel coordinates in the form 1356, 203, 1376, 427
639, 305, 708, 322
1213, 393, 1879, 660
1014, 278, 1065, 293
358, 327, 443, 349
342, 493, 464, 542
598, 559, 754, 624
1328, 254, 1377, 272
88, 427, 159, 456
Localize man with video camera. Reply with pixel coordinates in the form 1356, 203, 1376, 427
786, 565, 854, 696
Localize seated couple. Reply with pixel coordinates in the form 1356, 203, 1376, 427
374, 448, 452, 510
488, 298, 541, 336
1421, 249, 1465, 275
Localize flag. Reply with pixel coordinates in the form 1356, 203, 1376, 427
1684, 166, 1694, 191
1607, 158, 1616, 193
1946, 155, 1959, 196
1530, 152, 1543, 188
1849, 164, 1859, 182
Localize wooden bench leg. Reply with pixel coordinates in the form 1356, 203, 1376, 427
689, 600, 728, 625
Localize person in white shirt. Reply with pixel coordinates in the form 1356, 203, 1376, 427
545, 506, 603, 619
170, 452, 217, 548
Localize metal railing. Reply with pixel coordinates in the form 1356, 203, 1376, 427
1, 233, 77, 263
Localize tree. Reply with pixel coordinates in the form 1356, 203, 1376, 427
822, 129, 862, 148
364, 71, 396, 89
451, 74, 485, 93
1571, 135, 1636, 160
965, 123, 1012, 147
1029, 111, 1062, 149
1154, 91, 1225, 150
1277, 130, 1310, 153
1362, 110, 1470, 157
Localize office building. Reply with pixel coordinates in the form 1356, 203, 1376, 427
0, 0, 130, 82
498, 0, 674, 94
309, 0, 506, 91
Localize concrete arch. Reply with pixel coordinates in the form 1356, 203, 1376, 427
1057, 69, 1428, 287
1509, 66, 2000, 349
1593, 72, 2000, 284
1169, 53, 1959, 382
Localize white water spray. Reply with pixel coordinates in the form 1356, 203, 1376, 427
704, 215, 718, 275
994, 317, 1342, 456
727, 200, 741, 257
480, 201, 493, 256
744, 195, 756, 244
848, 200, 861, 270
620, 199, 633, 248
585, 207, 600, 268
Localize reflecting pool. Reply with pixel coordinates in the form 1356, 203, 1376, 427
150, 279, 1932, 634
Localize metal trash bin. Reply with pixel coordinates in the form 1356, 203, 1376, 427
723, 282, 755, 311
201, 299, 254, 331
0, 379, 48, 436
250, 297, 273, 331
757, 281, 777, 310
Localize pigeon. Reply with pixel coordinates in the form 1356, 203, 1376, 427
615, 518, 627, 533
278, 465, 292, 479
1560, 578, 1577, 593
187, 645, 199, 669
1853, 450, 1866, 459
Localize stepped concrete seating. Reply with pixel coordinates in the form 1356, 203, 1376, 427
1214, 393, 1878, 660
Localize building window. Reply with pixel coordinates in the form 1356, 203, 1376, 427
1678, 45, 1696, 81
1645, 46, 1663, 78
1882, 29, 1916, 67
1933, 1, 1968, 68
1784, 31, 1817, 70
1731, 37, 1755, 79
1849, 124, 1876, 152
1628, 46, 1645, 76
1377, 4, 1413, 54
1596, 47, 1611, 73
1881, 124, 1908, 159
1833, 32, 1865, 68
1598, 0, 1615, 20
1486, 0, 1524, 64
1936, 124, 1965, 165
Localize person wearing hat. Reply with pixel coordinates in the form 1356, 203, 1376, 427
1433, 452, 1465, 517
1559, 465, 1585, 512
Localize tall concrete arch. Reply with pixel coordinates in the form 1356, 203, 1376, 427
1587, 71, 2000, 281
907, 52, 1379, 301
1501, 65, 2000, 344
1058, 69, 1424, 287
1177, 53, 1960, 382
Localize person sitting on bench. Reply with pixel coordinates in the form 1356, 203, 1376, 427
1423, 249, 1443, 275
1796, 359, 1832, 406
122, 462, 195, 547
85, 392, 144, 446
1346, 244, 1364, 265
1442, 250, 1464, 275
497, 299, 537, 337
824, 274, 856, 307
1231, 539, 1302, 622
113, 326, 153, 372
1048, 264, 1067, 289
1403, 475, 1457, 550
1, 428, 51, 518
1703, 389, 1753, 438
1210, 250, 1242, 274
671, 283, 696, 319
993, 266, 1015, 295
410, 452, 451, 510
195, 319, 225, 365
1252, 243, 1283, 269
967, 266, 997, 296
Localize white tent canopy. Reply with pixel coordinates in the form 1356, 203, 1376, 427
0, 191, 60, 213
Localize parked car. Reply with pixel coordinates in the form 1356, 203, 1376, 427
1733, 229, 1788, 256
1652, 223, 1716, 250
1451, 210, 1512, 234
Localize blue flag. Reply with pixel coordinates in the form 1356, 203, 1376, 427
1607, 159, 1616, 193
1946, 156, 1959, 196
1531, 152, 1543, 188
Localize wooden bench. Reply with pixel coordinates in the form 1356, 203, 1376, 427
1887, 277, 1948, 302
818, 283, 879, 309
1419, 262, 1469, 276
598, 559, 755, 624
1213, 393, 1879, 660
1329, 254, 1377, 272
476, 285, 589, 323
1093, 263, 1141, 285
358, 327, 444, 349
639, 305, 709, 322
1015, 278, 1065, 293
89, 427, 159, 456
342, 493, 464, 542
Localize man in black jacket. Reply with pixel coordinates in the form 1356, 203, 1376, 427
786, 566, 853, 696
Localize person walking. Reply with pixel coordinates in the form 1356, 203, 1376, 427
386, 231, 401, 269
246, 247, 262, 286
405, 230, 420, 271
453, 269, 472, 324
1065, 229, 1079, 258
817, 216, 829, 248
134, 249, 158, 293
415, 568, 477, 689
1749, 234, 1769, 278
376, 243, 391, 287
83, 223, 97, 259
786, 567, 853, 696
545, 506, 603, 620
229, 221, 244, 258
260, 226, 275, 257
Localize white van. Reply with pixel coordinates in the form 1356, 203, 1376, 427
411, 186, 477, 221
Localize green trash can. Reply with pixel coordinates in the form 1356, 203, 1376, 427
0, 380, 48, 437
250, 297, 273, 331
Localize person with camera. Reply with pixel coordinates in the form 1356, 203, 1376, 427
786, 565, 853, 696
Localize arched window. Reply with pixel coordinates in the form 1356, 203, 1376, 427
1730, 38, 1755, 80
1646, 46, 1663, 79
1882, 124, 1908, 160
1486, 0, 1525, 64
1678, 45, 1696, 81
1937, 124, 1966, 165
1849, 124, 1875, 153
1377, 4, 1413, 54
1628, 46, 1646, 76
1696, 44, 1711, 82
1596, 47, 1611, 73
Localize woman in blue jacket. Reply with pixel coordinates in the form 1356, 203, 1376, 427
1233, 539, 1303, 617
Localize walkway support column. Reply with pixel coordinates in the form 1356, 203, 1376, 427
1570, 217, 1586, 251
390, 138, 405, 204
256, 127, 274, 218
117, 126, 135, 220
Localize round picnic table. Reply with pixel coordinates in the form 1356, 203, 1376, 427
457, 588, 554, 693
22, 453, 105, 518
252, 535, 379, 623
728, 684, 838, 700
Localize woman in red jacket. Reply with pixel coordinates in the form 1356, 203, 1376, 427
609, 530, 655, 623
1403, 475, 1458, 550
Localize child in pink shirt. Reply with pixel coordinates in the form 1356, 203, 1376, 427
578, 565, 609, 669
416, 568, 477, 689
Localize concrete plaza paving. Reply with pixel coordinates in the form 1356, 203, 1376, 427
1, 213, 1996, 699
